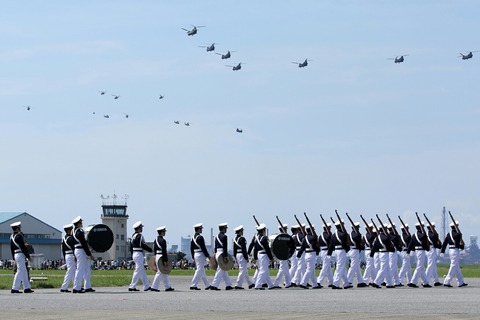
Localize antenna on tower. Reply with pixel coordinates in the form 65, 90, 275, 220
122, 194, 129, 205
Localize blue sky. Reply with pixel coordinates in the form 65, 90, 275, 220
1, 1, 479, 247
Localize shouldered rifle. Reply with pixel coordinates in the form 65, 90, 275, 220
360, 215, 373, 235
370, 219, 381, 235
386, 214, 399, 237
345, 212, 359, 233
335, 210, 351, 246
448, 211, 465, 247
303, 212, 318, 247
415, 212, 430, 251
320, 214, 331, 235
253, 215, 260, 227
376, 214, 389, 235
398, 216, 411, 236
423, 213, 441, 247
276, 216, 287, 234
294, 215, 307, 236
330, 217, 336, 225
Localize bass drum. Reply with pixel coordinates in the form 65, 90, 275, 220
147, 255, 173, 274
84, 224, 114, 253
268, 233, 294, 260
217, 254, 235, 271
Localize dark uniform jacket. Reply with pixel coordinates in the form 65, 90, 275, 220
154, 236, 168, 263
327, 228, 350, 256
370, 232, 394, 257
61, 234, 76, 258
252, 232, 274, 260
364, 232, 376, 250
130, 232, 153, 254
427, 230, 442, 249
297, 232, 319, 257
214, 232, 228, 258
441, 229, 464, 253
407, 229, 429, 254
10, 232, 30, 259
293, 232, 305, 252
349, 229, 365, 251
72, 227, 93, 256
388, 231, 402, 252
190, 232, 210, 258
399, 232, 412, 251
233, 235, 249, 260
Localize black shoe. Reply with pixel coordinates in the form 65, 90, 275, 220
225, 286, 234, 291
60, 289, 71, 293
73, 289, 85, 293
368, 282, 375, 287
312, 285, 322, 289
344, 284, 353, 289
395, 284, 404, 287
331, 285, 342, 290
190, 287, 200, 290
328, 284, 333, 288
434, 282, 442, 287
144, 287, 151, 291
23, 288, 34, 293
128, 288, 139, 292
371, 283, 381, 289
285, 285, 292, 289
306, 283, 312, 287
84, 288, 95, 292
262, 283, 268, 288
357, 283, 368, 288
165, 287, 175, 292
299, 285, 308, 289
408, 283, 418, 288
381, 282, 386, 286
204, 286, 211, 290
234, 286, 244, 290
269, 286, 282, 290
422, 284, 432, 288
386, 285, 395, 289
248, 284, 255, 289
209, 286, 220, 291
255, 287, 265, 290
11, 289, 22, 293
150, 288, 160, 292
443, 284, 453, 288
289, 283, 298, 287
459, 283, 468, 287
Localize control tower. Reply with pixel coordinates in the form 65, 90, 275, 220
100, 194, 129, 261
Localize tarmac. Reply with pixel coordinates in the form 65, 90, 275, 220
1, 276, 479, 320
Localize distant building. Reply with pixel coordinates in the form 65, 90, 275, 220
181, 236, 192, 261
0, 212, 62, 260
98, 195, 129, 261
169, 244, 178, 253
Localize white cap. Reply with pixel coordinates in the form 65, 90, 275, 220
234, 225, 244, 232
10, 221, 21, 228
387, 223, 395, 229
63, 224, 74, 229
72, 216, 82, 224
427, 222, 436, 227
400, 223, 409, 229
335, 220, 343, 226
324, 223, 332, 228
291, 224, 299, 229
194, 223, 203, 228
368, 223, 374, 228
132, 221, 143, 229
256, 223, 266, 231
219, 222, 228, 228
306, 224, 314, 230
450, 221, 459, 227
279, 224, 288, 229
353, 222, 360, 227
156, 226, 166, 232
415, 222, 422, 227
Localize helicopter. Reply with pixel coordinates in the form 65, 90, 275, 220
199, 43, 216, 52
23, 105, 31, 111
174, 120, 180, 124
226, 63, 243, 71
104, 115, 110, 119
236, 128, 243, 133
184, 122, 190, 126
388, 55, 408, 63
459, 51, 479, 60
216, 50, 236, 59
182, 25, 205, 36
112, 94, 120, 99
99, 90, 107, 95
123, 113, 129, 119
159, 94, 165, 100
292, 59, 311, 68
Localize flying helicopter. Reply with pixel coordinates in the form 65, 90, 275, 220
123, 113, 129, 119
159, 94, 165, 99
226, 63, 243, 71
292, 59, 311, 68
104, 115, 110, 119
216, 50, 236, 59
388, 55, 408, 63
112, 94, 120, 99
459, 51, 479, 60
23, 105, 31, 111
99, 91, 107, 95
236, 128, 243, 133
198, 43, 216, 52
174, 121, 180, 124
184, 122, 190, 126
182, 25, 205, 36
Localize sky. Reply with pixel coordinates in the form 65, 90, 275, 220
1, 1, 479, 248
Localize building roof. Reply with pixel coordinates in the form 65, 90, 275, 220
0, 212, 24, 224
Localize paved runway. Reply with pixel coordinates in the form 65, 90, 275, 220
1, 277, 479, 319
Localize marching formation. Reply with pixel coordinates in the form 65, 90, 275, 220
8, 211, 468, 294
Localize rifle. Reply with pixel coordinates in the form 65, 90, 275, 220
345, 212, 359, 233
376, 214, 389, 235
294, 214, 307, 236
276, 216, 287, 234
335, 210, 351, 246
360, 214, 373, 235
370, 219, 381, 235
319, 214, 332, 235
303, 212, 318, 248
423, 213, 442, 247
386, 214, 399, 237
253, 215, 260, 227
415, 212, 430, 251
371, 218, 394, 250
448, 211, 465, 247
398, 216, 411, 236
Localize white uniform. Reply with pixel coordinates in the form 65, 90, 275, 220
72, 227, 93, 291
441, 229, 466, 287
11, 233, 32, 291
60, 234, 76, 291
129, 232, 152, 290
190, 232, 211, 289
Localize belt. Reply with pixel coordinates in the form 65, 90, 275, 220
320, 246, 328, 250
236, 251, 243, 254
379, 249, 388, 253
14, 249, 22, 253
194, 249, 203, 252
65, 250, 74, 254
296, 246, 302, 250
74, 245, 83, 249
321, 248, 329, 251
335, 245, 343, 249
350, 247, 358, 250
305, 249, 314, 253
365, 248, 371, 251
258, 250, 266, 254
415, 246, 424, 250
133, 248, 143, 252
156, 251, 163, 254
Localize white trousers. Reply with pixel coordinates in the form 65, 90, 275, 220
411, 250, 427, 285
347, 249, 363, 284
300, 252, 318, 287
425, 248, 439, 283
389, 251, 400, 285
444, 248, 465, 286
333, 250, 349, 287
190, 252, 210, 288
74, 248, 92, 290
12, 252, 31, 290
363, 250, 377, 283
398, 251, 412, 284
292, 250, 305, 285
374, 252, 393, 286
152, 254, 171, 289
129, 251, 150, 290
288, 253, 298, 282
254, 253, 273, 289
317, 250, 333, 286
235, 253, 253, 287
211, 252, 233, 288
61, 253, 76, 290
274, 259, 291, 287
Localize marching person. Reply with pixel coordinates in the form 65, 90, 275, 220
362, 224, 378, 286
189, 223, 211, 290
317, 223, 334, 288
128, 221, 153, 292
291, 225, 306, 287
440, 221, 468, 288
387, 223, 402, 286
298, 225, 321, 289
151, 226, 174, 292
273, 224, 295, 289
407, 222, 430, 288
233, 225, 254, 289
10, 221, 33, 293
288, 225, 300, 286
60, 224, 76, 293
210, 223, 234, 291
347, 222, 367, 288
72, 216, 95, 293
251, 223, 275, 290
397, 224, 412, 286
425, 222, 442, 286
371, 226, 395, 289
328, 220, 350, 289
